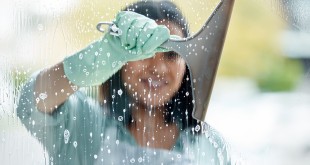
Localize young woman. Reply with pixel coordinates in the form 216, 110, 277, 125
17, 1, 231, 164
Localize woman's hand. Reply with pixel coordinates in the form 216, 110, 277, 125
63, 11, 170, 86
113, 11, 170, 60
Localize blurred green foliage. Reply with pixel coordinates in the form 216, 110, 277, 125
219, 0, 303, 91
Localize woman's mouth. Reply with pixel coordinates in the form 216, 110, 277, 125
141, 78, 168, 89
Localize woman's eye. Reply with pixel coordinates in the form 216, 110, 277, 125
164, 51, 179, 60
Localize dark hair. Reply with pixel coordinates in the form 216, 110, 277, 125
123, 1, 189, 37
102, 1, 199, 131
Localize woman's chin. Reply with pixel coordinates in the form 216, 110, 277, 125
136, 96, 170, 109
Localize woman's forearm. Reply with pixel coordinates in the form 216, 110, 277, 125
35, 62, 77, 113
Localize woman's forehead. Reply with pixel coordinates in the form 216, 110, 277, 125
156, 20, 184, 37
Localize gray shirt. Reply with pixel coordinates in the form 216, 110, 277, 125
17, 73, 231, 165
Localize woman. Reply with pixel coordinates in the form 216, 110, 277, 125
17, 1, 230, 164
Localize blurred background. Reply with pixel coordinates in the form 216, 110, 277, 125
0, 0, 309, 164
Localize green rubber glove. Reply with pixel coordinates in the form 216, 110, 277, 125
63, 11, 170, 86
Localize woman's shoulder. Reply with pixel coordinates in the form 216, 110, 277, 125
200, 123, 228, 149
66, 88, 104, 112
180, 123, 228, 146
178, 123, 231, 164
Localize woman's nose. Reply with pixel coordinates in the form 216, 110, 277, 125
147, 52, 168, 75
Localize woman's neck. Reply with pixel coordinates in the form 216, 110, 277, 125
128, 104, 179, 150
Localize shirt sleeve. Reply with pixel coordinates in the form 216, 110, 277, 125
16, 72, 106, 164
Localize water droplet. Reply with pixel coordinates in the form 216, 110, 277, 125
73, 141, 78, 148
95, 51, 98, 56
130, 158, 135, 163
64, 129, 69, 136
102, 60, 106, 65
32, 120, 35, 126
217, 148, 223, 161
79, 53, 83, 59
115, 140, 119, 145
61, 89, 64, 93
185, 92, 189, 96
90, 132, 93, 137
195, 125, 200, 132
201, 122, 209, 134
112, 61, 117, 68
39, 93, 47, 100
71, 85, 78, 91
213, 142, 218, 148
107, 52, 110, 57
138, 157, 143, 162
73, 117, 76, 120
148, 78, 152, 83
118, 116, 123, 121
64, 129, 70, 144
117, 89, 123, 96
177, 154, 181, 158
94, 154, 98, 159
112, 95, 115, 99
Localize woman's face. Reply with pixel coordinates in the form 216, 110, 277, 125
121, 21, 186, 108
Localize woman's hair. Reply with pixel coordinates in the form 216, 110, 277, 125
101, 1, 199, 131
123, 1, 189, 37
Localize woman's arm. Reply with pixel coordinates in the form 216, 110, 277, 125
35, 11, 170, 114
17, 71, 105, 163
35, 62, 76, 113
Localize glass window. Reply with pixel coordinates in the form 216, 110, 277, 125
1, 0, 309, 164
